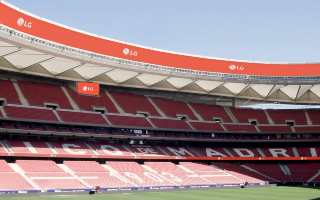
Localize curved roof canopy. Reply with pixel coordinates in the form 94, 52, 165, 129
0, 1, 320, 104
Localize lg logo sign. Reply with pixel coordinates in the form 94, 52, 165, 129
82, 86, 95, 92
17, 17, 32, 29
122, 48, 130, 55
122, 48, 138, 57
228, 64, 245, 71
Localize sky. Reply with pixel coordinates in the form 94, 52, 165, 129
6, 0, 320, 63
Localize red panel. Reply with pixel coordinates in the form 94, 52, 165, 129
0, 2, 320, 76
76, 82, 99, 96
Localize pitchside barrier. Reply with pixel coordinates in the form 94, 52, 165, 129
0, 183, 267, 195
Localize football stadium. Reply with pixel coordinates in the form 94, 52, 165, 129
0, 1, 319, 200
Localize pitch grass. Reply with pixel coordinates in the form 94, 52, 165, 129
1, 186, 320, 200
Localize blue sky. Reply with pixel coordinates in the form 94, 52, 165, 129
7, 0, 320, 63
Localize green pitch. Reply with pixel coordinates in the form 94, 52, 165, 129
1, 186, 320, 200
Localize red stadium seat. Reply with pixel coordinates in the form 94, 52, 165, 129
190, 103, 232, 122
230, 107, 269, 124
189, 121, 224, 132
4, 105, 58, 122
58, 110, 107, 125
258, 125, 292, 133
110, 91, 159, 116
0, 160, 34, 190
67, 88, 118, 113
0, 80, 21, 104
151, 97, 197, 119
307, 110, 320, 125
18, 81, 72, 109
107, 114, 152, 128
223, 124, 258, 133
150, 117, 192, 130
16, 160, 85, 190
267, 109, 307, 125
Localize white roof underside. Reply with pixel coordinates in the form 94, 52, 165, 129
0, 35, 319, 104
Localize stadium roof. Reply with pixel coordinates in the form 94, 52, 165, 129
0, 1, 320, 104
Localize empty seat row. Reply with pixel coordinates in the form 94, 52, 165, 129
1, 139, 319, 159
1, 158, 319, 191
0, 79, 319, 129
0, 159, 266, 191
2, 105, 320, 133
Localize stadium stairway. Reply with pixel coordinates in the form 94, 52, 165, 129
61, 86, 80, 110
8, 163, 41, 190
